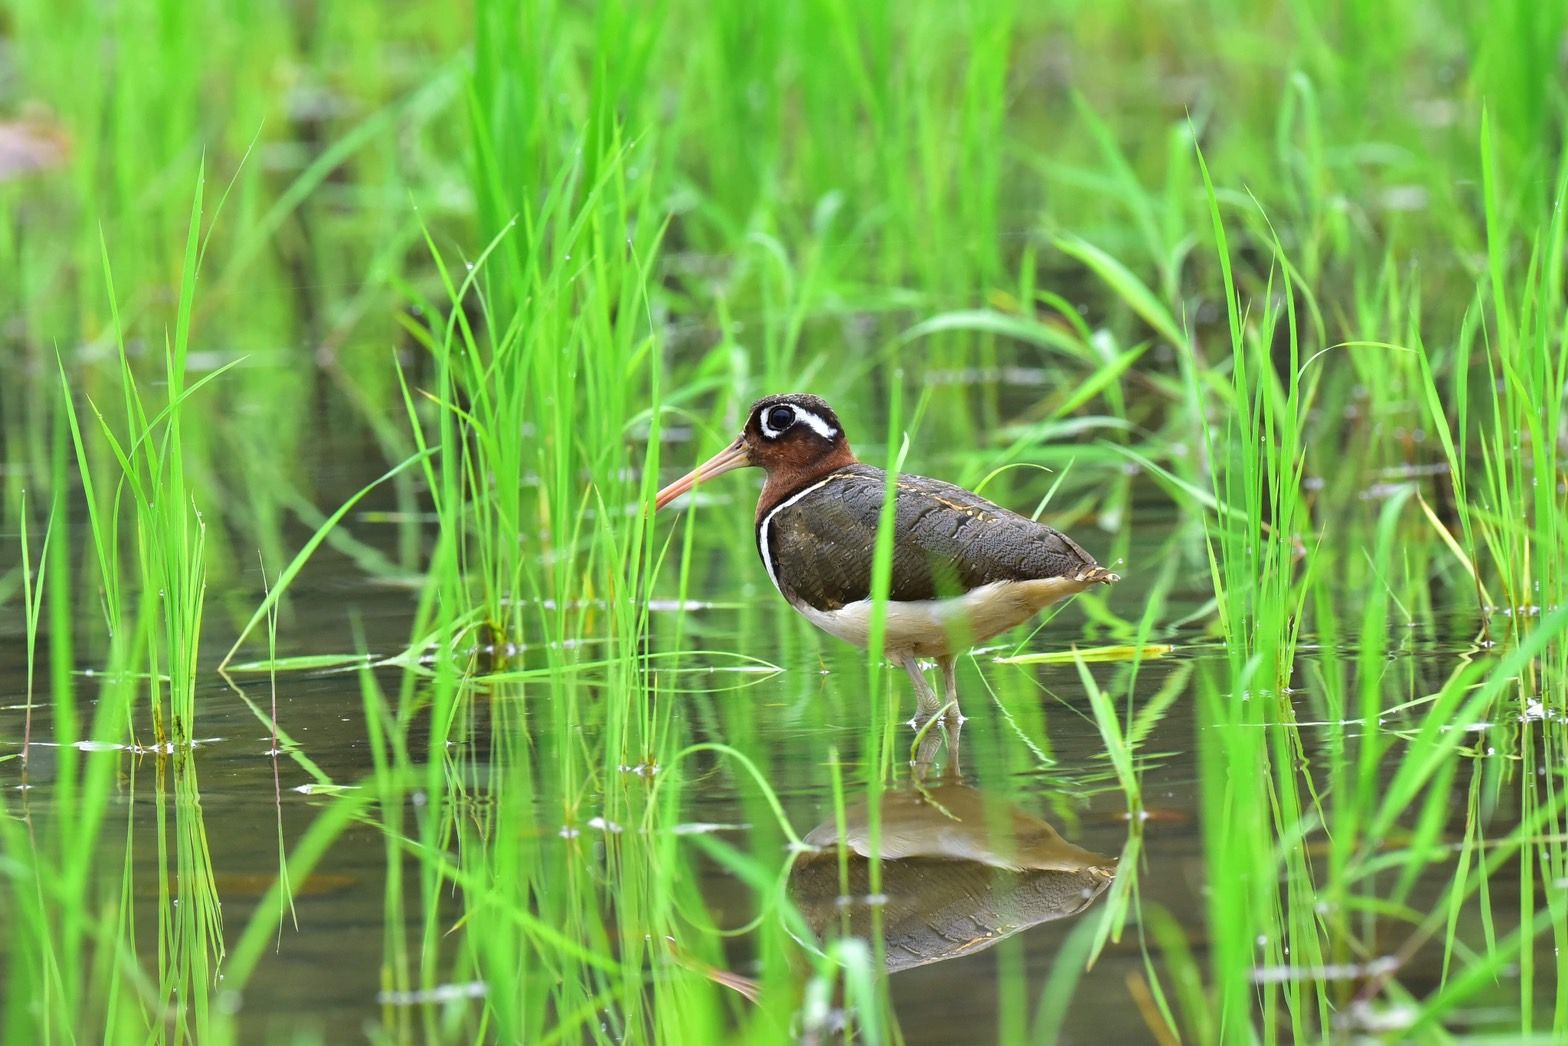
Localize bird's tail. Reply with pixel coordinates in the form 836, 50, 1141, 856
1076, 565, 1120, 585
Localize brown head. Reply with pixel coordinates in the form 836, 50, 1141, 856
653, 394, 858, 519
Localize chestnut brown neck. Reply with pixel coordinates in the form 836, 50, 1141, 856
755, 442, 858, 522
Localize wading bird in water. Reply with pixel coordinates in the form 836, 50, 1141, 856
653, 394, 1117, 723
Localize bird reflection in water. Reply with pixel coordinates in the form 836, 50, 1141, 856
788, 724, 1117, 974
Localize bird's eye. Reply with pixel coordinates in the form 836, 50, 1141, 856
765, 405, 795, 432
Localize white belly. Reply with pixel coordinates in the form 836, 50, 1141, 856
790, 577, 1093, 658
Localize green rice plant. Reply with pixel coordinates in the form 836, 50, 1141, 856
6, 1, 1568, 1042
1165, 146, 1359, 1041
15, 489, 54, 759
399, 136, 667, 663
1069, 643, 1188, 1043
359, 16, 706, 1035
1471, 124, 1567, 660
0, 162, 235, 1040
1154, 99, 1568, 1037
1, 0, 457, 605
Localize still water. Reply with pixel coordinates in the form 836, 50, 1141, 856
0, 499, 1539, 1041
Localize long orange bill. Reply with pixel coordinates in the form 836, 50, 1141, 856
653, 438, 750, 512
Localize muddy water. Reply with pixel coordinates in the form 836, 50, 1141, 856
0, 503, 1540, 1042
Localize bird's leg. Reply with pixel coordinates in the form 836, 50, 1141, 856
901, 657, 944, 725
940, 716, 964, 780
912, 726, 944, 777
911, 715, 963, 780
936, 654, 965, 724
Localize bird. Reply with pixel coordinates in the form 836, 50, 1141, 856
653, 393, 1118, 723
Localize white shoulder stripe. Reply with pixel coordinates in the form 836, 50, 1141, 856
757, 475, 839, 598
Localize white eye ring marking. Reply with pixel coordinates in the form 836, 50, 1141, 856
759, 405, 794, 438
759, 403, 838, 441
